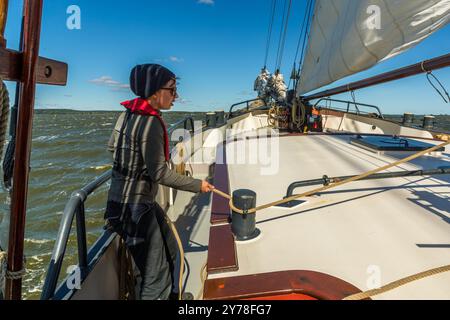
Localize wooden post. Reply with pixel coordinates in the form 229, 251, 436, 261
5, 0, 43, 300
0, 0, 8, 47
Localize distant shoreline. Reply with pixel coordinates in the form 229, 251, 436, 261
34, 109, 208, 114
34, 109, 450, 116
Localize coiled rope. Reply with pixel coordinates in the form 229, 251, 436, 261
1, 82, 14, 191
0, 81, 10, 167
0, 251, 27, 282
0, 80, 10, 298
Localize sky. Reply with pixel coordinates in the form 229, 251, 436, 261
3, 0, 450, 114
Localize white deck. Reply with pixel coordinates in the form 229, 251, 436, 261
208, 132, 450, 299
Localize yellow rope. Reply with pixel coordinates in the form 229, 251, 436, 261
165, 216, 184, 300
0, 251, 6, 291
212, 139, 450, 214
117, 239, 135, 300
0, 81, 10, 161
343, 264, 450, 300
196, 262, 207, 300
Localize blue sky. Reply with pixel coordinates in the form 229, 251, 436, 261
4, 0, 450, 114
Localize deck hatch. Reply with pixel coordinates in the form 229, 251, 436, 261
350, 136, 445, 152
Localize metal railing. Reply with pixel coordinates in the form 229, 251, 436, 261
228, 98, 268, 118
169, 115, 195, 134
41, 115, 197, 300
284, 167, 450, 199
313, 98, 384, 119
41, 170, 111, 300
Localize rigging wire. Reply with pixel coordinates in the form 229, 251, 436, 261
276, 0, 292, 71
426, 72, 450, 103
288, 0, 312, 89
296, 0, 315, 88
292, 0, 312, 68
274, 0, 292, 72
263, 0, 277, 69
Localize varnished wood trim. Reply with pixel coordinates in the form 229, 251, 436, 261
206, 224, 238, 274
6, 0, 43, 300
204, 270, 364, 300
0, 0, 8, 47
0, 47, 68, 85
211, 143, 230, 224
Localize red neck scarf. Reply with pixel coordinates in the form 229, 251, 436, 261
120, 98, 169, 161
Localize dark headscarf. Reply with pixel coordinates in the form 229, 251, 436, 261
130, 64, 176, 99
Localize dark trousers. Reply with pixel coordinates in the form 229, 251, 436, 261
106, 201, 178, 300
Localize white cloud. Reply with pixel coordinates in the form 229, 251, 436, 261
154, 56, 185, 63
89, 76, 129, 92
169, 56, 184, 63
238, 90, 254, 97
37, 103, 76, 110
89, 76, 114, 84
177, 98, 192, 105
197, 0, 214, 5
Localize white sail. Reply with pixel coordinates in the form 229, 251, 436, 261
298, 0, 450, 95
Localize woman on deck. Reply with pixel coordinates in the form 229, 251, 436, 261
105, 64, 214, 300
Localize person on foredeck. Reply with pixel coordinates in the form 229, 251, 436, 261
105, 64, 214, 300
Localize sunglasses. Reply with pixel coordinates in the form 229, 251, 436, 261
160, 87, 177, 96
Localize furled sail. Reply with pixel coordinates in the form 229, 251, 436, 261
297, 0, 450, 95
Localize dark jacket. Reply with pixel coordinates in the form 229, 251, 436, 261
107, 111, 202, 204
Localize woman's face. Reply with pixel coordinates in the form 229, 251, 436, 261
150, 79, 178, 110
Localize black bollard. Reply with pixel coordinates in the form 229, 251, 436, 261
231, 189, 261, 241
206, 112, 217, 128
402, 113, 414, 126
422, 115, 435, 130
216, 110, 225, 126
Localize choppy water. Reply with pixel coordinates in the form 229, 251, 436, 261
0, 110, 205, 300
0, 110, 449, 300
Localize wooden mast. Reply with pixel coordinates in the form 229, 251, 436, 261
302, 53, 450, 101
5, 0, 43, 300
0, 0, 7, 47
1, 0, 67, 300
